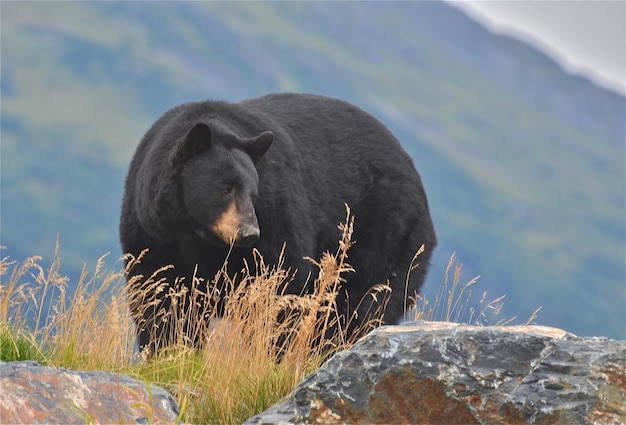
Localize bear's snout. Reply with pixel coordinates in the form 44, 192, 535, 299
235, 225, 260, 247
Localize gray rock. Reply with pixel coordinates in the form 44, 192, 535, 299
0, 360, 180, 424
245, 321, 626, 425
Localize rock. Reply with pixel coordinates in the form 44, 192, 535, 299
0, 360, 180, 424
246, 321, 626, 425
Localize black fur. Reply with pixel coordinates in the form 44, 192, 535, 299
120, 93, 437, 351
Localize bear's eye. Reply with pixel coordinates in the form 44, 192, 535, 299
221, 187, 234, 197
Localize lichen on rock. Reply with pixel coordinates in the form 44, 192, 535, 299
0, 360, 180, 424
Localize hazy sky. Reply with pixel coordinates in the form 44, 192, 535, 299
451, 1, 625, 94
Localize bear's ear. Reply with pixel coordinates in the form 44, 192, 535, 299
245, 131, 274, 164
172, 123, 213, 165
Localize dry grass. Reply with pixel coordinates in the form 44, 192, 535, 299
0, 209, 539, 424
412, 252, 541, 326
0, 207, 390, 424
0, 240, 136, 369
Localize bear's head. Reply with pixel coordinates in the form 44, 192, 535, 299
170, 122, 273, 248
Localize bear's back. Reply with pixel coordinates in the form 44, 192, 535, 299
238, 93, 418, 186
240, 93, 403, 152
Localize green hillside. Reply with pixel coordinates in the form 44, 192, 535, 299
1, 1, 624, 339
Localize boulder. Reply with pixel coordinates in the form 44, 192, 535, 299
246, 321, 625, 425
0, 360, 180, 424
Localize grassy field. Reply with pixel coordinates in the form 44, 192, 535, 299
0, 211, 533, 424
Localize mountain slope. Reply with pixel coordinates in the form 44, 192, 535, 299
1, 1, 623, 339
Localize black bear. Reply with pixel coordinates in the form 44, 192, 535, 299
120, 93, 436, 351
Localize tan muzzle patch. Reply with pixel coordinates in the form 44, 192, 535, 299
212, 202, 241, 245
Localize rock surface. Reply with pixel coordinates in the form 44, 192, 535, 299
2, 323, 624, 425
0, 360, 180, 424
246, 321, 626, 425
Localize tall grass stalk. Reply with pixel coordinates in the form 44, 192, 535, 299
412, 252, 541, 326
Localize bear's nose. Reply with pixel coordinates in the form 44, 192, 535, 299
236, 226, 260, 247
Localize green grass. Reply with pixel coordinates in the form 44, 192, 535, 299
0, 322, 46, 363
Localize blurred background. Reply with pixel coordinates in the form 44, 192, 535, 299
2, 1, 624, 340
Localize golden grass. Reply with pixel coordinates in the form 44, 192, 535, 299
0, 240, 136, 369
0, 207, 539, 424
412, 252, 542, 326
0, 207, 390, 424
